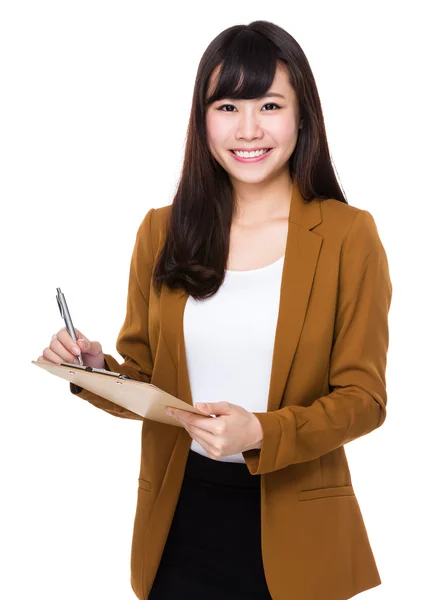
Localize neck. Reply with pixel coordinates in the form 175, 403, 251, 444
231, 172, 295, 226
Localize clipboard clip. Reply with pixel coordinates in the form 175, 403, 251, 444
59, 362, 134, 381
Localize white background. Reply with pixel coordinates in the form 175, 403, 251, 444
1, 1, 443, 599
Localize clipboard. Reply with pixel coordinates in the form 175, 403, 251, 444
32, 360, 209, 427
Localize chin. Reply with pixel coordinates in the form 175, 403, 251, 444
229, 172, 276, 186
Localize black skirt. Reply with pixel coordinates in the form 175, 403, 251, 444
149, 449, 273, 600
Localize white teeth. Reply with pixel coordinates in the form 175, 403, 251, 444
233, 148, 270, 158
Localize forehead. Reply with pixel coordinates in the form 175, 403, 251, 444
206, 61, 293, 102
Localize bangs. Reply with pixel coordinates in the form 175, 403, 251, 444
205, 32, 279, 105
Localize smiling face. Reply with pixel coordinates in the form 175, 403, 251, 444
205, 62, 302, 186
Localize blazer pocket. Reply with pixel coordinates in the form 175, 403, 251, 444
138, 477, 152, 492
298, 484, 354, 501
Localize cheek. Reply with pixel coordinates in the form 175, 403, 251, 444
270, 117, 299, 145
206, 114, 226, 148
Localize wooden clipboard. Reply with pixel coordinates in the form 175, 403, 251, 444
32, 360, 209, 427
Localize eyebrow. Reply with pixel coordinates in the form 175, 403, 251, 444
261, 92, 286, 99
207, 91, 287, 104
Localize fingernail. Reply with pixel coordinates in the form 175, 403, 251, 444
72, 346, 80, 355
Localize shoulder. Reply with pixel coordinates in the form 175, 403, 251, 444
319, 198, 361, 232
317, 198, 382, 250
136, 204, 171, 237
133, 205, 172, 262
152, 204, 172, 230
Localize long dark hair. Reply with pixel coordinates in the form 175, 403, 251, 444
153, 20, 347, 300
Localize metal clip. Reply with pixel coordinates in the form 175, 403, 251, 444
56, 294, 64, 318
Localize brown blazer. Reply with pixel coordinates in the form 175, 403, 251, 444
71, 181, 392, 600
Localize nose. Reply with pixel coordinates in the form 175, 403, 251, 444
235, 110, 264, 142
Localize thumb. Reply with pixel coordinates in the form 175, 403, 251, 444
195, 401, 232, 415
77, 337, 102, 356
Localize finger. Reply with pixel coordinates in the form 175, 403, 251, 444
77, 338, 102, 356
180, 422, 223, 460
193, 435, 223, 460
186, 423, 218, 448
57, 329, 102, 357
37, 355, 52, 363
181, 422, 212, 451
73, 327, 86, 340
170, 410, 219, 434
67, 331, 102, 356
196, 401, 233, 416
57, 328, 86, 354
182, 423, 191, 436
42, 346, 65, 365
50, 337, 80, 363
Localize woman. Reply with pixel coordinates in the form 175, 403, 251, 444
38, 20, 392, 600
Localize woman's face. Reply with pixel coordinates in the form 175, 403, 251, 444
205, 63, 302, 186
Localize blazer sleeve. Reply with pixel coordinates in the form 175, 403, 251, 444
243, 209, 392, 474
69, 208, 156, 420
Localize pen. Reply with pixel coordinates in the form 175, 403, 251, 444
56, 287, 83, 365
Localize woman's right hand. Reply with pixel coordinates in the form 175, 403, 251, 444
37, 328, 105, 369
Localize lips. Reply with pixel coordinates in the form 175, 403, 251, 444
229, 148, 273, 163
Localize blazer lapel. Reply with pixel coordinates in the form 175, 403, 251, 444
160, 181, 323, 412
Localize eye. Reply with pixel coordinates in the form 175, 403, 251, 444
262, 103, 280, 111
217, 102, 281, 112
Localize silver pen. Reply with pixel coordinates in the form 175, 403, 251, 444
56, 287, 83, 365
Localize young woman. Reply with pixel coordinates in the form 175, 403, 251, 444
38, 20, 392, 600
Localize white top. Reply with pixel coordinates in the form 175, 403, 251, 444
183, 255, 285, 463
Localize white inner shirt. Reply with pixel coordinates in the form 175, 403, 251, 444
183, 254, 285, 463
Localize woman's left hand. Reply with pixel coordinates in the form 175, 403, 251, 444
165, 402, 263, 460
